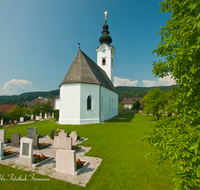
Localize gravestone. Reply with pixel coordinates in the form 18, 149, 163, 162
56, 149, 77, 175
52, 112, 54, 119
70, 131, 78, 144
31, 115, 34, 120
35, 116, 40, 121
0, 118, 3, 126
39, 112, 42, 119
11, 133, 21, 147
54, 130, 72, 150
26, 127, 39, 149
14, 120, 17, 125
44, 113, 47, 119
20, 117, 24, 123
0, 141, 3, 159
0, 129, 6, 143
19, 137, 34, 167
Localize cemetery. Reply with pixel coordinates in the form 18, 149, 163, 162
0, 122, 102, 187
0, 114, 175, 189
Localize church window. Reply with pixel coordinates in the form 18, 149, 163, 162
87, 95, 92, 110
112, 99, 113, 111
101, 96, 103, 111
102, 58, 106, 65
109, 98, 111, 111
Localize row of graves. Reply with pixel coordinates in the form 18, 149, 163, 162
0, 112, 54, 126
0, 128, 89, 176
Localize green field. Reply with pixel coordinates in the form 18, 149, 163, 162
0, 113, 174, 189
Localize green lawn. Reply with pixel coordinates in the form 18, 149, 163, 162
0, 113, 174, 189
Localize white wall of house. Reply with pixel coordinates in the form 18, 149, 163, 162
124, 104, 132, 110
54, 98, 60, 110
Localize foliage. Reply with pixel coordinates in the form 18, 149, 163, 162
54, 109, 59, 121
30, 101, 53, 117
76, 159, 85, 170
144, 0, 200, 189
6, 105, 23, 121
49, 129, 57, 139
132, 100, 140, 110
118, 104, 124, 110
141, 88, 168, 121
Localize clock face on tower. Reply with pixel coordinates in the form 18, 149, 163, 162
102, 48, 106, 53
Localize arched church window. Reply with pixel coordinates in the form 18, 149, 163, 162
87, 95, 92, 110
102, 58, 106, 65
101, 96, 103, 111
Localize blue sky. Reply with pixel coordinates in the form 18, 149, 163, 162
0, 0, 175, 95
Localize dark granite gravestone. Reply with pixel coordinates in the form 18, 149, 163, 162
26, 127, 51, 150
27, 127, 37, 135
11, 133, 21, 147
22, 143, 29, 156
26, 127, 39, 149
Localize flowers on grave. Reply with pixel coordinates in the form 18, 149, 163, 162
76, 159, 86, 170
5, 139, 11, 143
49, 129, 57, 139
33, 154, 48, 163
3, 149, 18, 156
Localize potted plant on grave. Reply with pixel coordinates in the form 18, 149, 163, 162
3, 149, 18, 156
49, 129, 56, 140
33, 154, 48, 163
76, 159, 86, 170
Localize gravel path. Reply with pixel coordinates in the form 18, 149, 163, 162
0, 136, 102, 187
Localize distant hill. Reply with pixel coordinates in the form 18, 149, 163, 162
116, 85, 179, 102
0, 85, 179, 106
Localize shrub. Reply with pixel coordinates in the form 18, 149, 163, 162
54, 109, 59, 121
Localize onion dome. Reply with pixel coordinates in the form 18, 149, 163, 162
99, 12, 112, 45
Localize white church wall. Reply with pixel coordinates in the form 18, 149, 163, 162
101, 86, 118, 122
59, 84, 81, 124
54, 98, 60, 110
79, 83, 100, 124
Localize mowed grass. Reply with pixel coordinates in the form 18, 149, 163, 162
1, 113, 174, 190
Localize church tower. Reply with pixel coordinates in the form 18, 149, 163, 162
96, 11, 115, 85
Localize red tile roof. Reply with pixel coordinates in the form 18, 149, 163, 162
0, 104, 16, 113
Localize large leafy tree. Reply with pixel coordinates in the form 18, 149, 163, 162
141, 88, 168, 121
144, 0, 200, 189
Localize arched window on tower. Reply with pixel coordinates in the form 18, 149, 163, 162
102, 58, 106, 65
87, 95, 92, 110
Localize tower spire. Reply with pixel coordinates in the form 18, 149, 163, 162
99, 11, 112, 45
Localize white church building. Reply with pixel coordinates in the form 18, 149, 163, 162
56, 12, 118, 124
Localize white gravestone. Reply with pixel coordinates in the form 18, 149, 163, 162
52, 112, 54, 119
31, 115, 34, 120
0, 129, 6, 143
20, 117, 24, 123
39, 112, 42, 119
70, 131, 78, 144
36, 116, 40, 121
0, 118, 3, 126
18, 137, 34, 167
56, 149, 77, 175
54, 130, 72, 150
44, 113, 47, 119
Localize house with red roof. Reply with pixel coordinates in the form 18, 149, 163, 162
0, 104, 16, 113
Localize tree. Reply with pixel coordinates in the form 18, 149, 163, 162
132, 100, 140, 110
6, 105, 23, 120
144, 0, 200, 189
141, 88, 168, 121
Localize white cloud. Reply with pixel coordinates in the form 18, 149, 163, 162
0, 79, 34, 95
142, 74, 176, 87
114, 76, 139, 87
